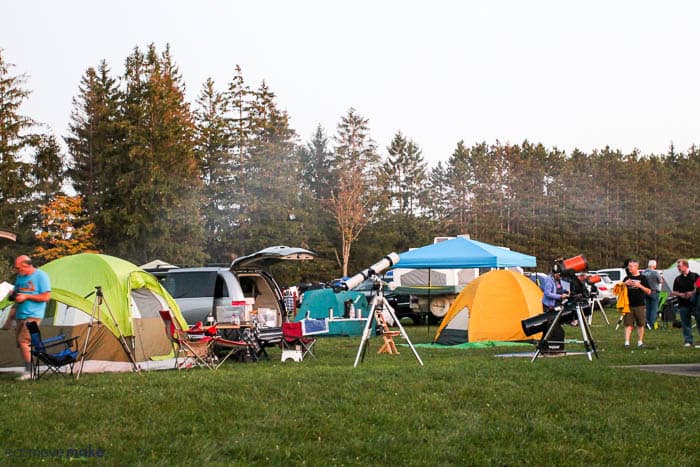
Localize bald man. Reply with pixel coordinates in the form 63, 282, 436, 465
12, 255, 51, 380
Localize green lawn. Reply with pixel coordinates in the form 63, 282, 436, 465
1, 314, 699, 466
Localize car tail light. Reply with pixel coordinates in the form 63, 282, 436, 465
598, 286, 607, 291
231, 300, 246, 307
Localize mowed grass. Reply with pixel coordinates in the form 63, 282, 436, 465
1, 314, 699, 466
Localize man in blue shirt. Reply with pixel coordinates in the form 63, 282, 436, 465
12, 255, 51, 380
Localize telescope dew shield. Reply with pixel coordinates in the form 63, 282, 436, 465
587, 274, 601, 285
561, 255, 588, 273
342, 253, 400, 291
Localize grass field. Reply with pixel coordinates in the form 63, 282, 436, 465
1, 313, 699, 466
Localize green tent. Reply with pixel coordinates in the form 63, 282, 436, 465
0, 254, 187, 367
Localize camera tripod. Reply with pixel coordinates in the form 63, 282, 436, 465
531, 299, 599, 363
77, 286, 140, 379
354, 278, 423, 367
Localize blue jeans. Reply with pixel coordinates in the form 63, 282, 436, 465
645, 292, 660, 327
678, 305, 700, 344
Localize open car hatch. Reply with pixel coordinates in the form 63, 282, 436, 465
231, 246, 315, 270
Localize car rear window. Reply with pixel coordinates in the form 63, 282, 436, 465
162, 271, 217, 299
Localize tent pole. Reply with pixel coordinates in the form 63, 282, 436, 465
426, 268, 431, 334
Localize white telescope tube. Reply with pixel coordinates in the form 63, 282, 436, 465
342, 252, 400, 291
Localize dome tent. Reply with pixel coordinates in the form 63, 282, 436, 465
434, 270, 544, 345
0, 253, 187, 368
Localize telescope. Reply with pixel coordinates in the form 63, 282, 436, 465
341, 253, 400, 291
521, 300, 587, 337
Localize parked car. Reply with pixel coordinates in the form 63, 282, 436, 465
587, 272, 616, 306
150, 246, 314, 326
592, 268, 626, 286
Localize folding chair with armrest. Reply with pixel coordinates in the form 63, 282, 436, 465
201, 323, 251, 368
159, 310, 216, 370
27, 321, 80, 380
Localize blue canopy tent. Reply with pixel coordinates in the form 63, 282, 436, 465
392, 237, 537, 329
394, 237, 536, 269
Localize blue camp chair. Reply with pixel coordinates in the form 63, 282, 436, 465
26, 321, 80, 380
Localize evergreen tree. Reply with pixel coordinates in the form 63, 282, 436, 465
111, 44, 204, 265
65, 60, 122, 229
0, 49, 34, 241
30, 133, 64, 206
236, 81, 301, 255
299, 125, 334, 201
444, 140, 473, 233
381, 131, 428, 216
194, 77, 234, 262
425, 161, 451, 221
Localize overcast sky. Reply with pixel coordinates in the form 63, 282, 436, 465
3, 1, 699, 165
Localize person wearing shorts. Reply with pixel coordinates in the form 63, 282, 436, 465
622, 260, 652, 348
11, 255, 51, 380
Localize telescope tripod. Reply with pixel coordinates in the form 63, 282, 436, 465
77, 286, 140, 379
354, 281, 423, 367
587, 295, 609, 325
531, 301, 599, 363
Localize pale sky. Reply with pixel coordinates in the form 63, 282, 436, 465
3, 1, 699, 165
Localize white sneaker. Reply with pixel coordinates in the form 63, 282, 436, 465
684, 343, 692, 347
16, 372, 32, 381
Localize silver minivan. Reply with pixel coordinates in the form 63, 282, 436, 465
153, 246, 314, 326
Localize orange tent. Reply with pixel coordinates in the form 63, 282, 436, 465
434, 270, 544, 344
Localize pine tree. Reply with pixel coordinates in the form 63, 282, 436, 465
299, 125, 334, 201
65, 60, 123, 228
381, 131, 428, 216
30, 133, 64, 207
445, 140, 473, 233
0, 49, 34, 236
111, 44, 204, 265
236, 81, 301, 255
194, 77, 235, 262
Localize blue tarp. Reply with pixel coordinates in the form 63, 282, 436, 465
395, 237, 536, 269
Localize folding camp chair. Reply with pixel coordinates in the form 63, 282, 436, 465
199, 323, 251, 368
159, 310, 216, 370
280, 321, 317, 362
26, 321, 80, 380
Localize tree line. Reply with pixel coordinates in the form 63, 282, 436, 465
1, 45, 698, 283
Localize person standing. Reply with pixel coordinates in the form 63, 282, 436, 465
622, 260, 652, 348
642, 260, 663, 329
11, 255, 51, 380
671, 259, 700, 347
